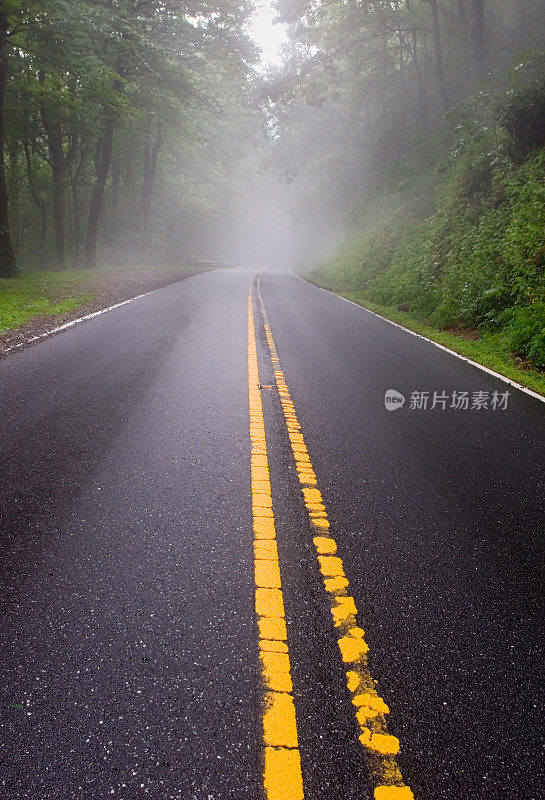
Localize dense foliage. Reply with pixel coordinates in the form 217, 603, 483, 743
268, 2, 545, 368
0, 0, 258, 276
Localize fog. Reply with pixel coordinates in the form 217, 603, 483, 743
196, 0, 545, 272
3, 1, 545, 277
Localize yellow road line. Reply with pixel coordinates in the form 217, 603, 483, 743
248, 289, 305, 800
256, 278, 415, 800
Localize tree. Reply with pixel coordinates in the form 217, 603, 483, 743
429, 0, 449, 114
39, 73, 68, 267
0, 10, 17, 277
472, 0, 487, 78
84, 69, 123, 269
138, 121, 162, 233
269, 0, 545, 259
1, 0, 257, 272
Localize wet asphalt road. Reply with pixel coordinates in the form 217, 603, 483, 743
0, 267, 544, 799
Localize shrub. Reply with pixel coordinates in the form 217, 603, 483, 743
367, 219, 439, 315
502, 152, 545, 302
427, 203, 512, 325
497, 80, 545, 160
499, 303, 545, 366
313, 54, 545, 345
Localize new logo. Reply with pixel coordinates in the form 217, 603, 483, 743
384, 389, 405, 411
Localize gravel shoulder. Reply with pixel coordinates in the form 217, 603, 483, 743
0, 266, 209, 359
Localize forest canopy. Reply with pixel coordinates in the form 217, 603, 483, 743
0, 0, 259, 277
259, 1, 545, 370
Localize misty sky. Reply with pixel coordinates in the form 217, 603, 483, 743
247, 1, 287, 67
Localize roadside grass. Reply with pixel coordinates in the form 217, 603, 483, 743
0, 264, 203, 335
0, 273, 95, 334
306, 280, 545, 397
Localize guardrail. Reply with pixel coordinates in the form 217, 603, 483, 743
190, 260, 243, 268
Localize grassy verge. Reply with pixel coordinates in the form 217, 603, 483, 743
0, 272, 96, 334
308, 280, 545, 397
0, 265, 200, 336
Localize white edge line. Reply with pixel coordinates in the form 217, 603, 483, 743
3, 292, 154, 355
2, 271, 209, 357
290, 270, 545, 405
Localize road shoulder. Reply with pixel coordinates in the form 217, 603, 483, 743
0, 266, 211, 359
297, 274, 545, 401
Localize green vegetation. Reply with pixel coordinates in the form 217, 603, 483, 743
0, 2, 265, 340
0, 264, 203, 335
267, 2, 545, 393
0, 1, 258, 277
0, 272, 95, 333
307, 57, 545, 384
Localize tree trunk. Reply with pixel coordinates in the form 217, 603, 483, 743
405, 54, 428, 133
39, 75, 66, 268
471, 0, 487, 78
112, 160, 120, 209
457, 0, 468, 27
429, 0, 449, 114
85, 67, 123, 269
138, 125, 162, 231
70, 171, 81, 267
67, 135, 80, 266
0, 13, 17, 278
518, 0, 528, 50
84, 117, 115, 269
69, 134, 88, 267
405, 1, 429, 133
24, 144, 47, 268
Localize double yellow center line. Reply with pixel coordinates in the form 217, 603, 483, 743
248, 291, 305, 800
249, 281, 415, 800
